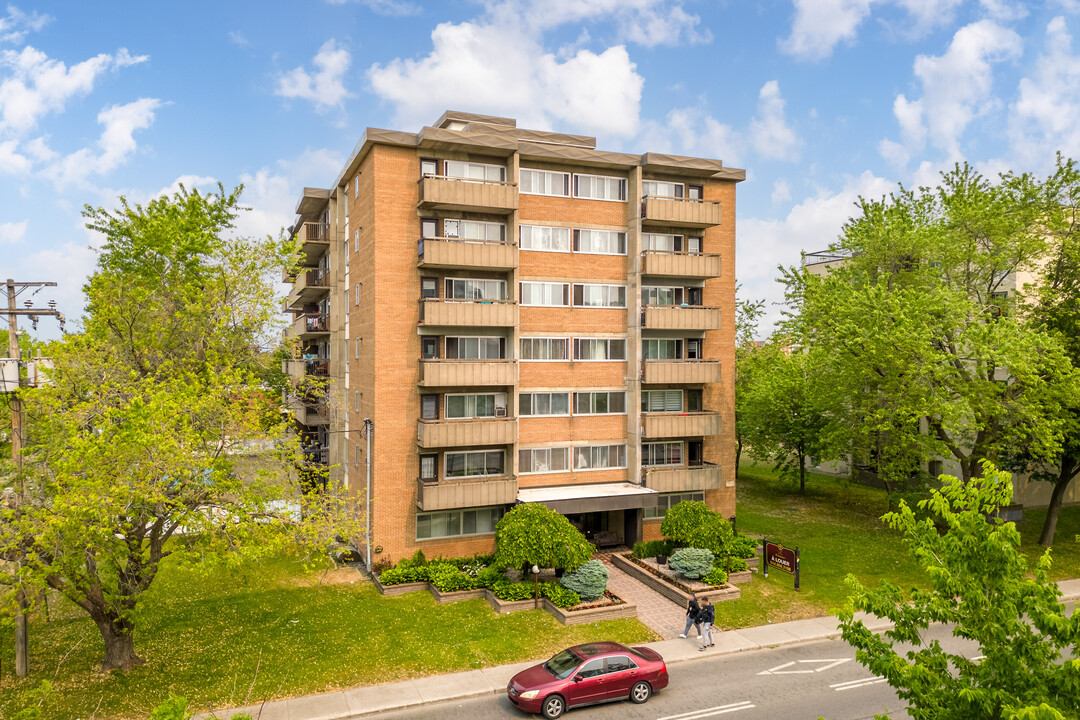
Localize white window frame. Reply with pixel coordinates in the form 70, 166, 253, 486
354, 228, 359, 253
355, 337, 360, 358
644, 491, 704, 520
444, 160, 506, 183
444, 336, 505, 360
573, 283, 626, 308
520, 224, 571, 253
444, 392, 507, 419
416, 506, 505, 540
520, 281, 571, 307
573, 173, 627, 202
641, 389, 684, 413
355, 283, 360, 305
573, 391, 627, 415
573, 444, 627, 471
519, 391, 571, 416
444, 450, 505, 479
642, 233, 685, 252
642, 441, 684, 467
573, 338, 627, 361
642, 180, 685, 199
518, 447, 572, 475
444, 219, 505, 242
641, 285, 684, 306
519, 337, 570, 361
642, 338, 683, 360
573, 229, 627, 255
445, 277, 507, 301
519, 168, 571, 197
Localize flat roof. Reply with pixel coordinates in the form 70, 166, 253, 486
517, 482, 658, 514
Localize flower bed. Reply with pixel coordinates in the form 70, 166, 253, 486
429, 586, 487, 604
371, 574, 428, 597
543, 591, 637, 625
610, 553, 739, 605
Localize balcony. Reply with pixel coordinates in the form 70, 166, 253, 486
642, 305, 721, 331
294, 222, 331, 265
416, 417, 518, 449
302, 446, 330, 466
290, 313, 330, 339
418, 236, 517, 270
416, 475, 518, 511
642, 411, 721, 439
641, 196, 721, 228
419, 299, 517, 327
283, 359, 330, 381
641, 251, 721, 279
418, 359, 517, 387
642, 359, 721, 384
643, 463, 722, 493
418, 175, 518, 214
287, 269, 331, 307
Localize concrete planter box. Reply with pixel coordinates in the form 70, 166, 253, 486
744, 555, 760, 569
611, 553, 740, 604
373, 575, 428, 596
542, 597, 637, 626
485, 593, 538, 614
430, 586, 487, 604
727, 570, 752, 584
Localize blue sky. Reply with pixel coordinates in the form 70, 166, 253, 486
3, 0, 1080, 338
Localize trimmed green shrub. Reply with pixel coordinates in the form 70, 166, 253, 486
727, 556, 748, 572
494, 503, 594, 572
149, 696, 191, 720
475, 566, 505, 588
669, 547, 715, 579
729, 535, 758, 559
632, 540, 671, 559
559, 559, 609, 601
428, 564, 476, 592
662, 501, 737, 558
491, 580, 534, 601
398, 549, 427, 568
541, 582, 581, 608
378, 565, 429, 585
702, 567, 728, 585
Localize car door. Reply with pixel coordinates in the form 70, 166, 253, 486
564, 658, 606, 706
602, 655, 640, 699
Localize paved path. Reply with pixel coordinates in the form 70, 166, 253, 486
596, 552, 688, 640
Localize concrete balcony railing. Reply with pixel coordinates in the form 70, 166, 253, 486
641, 251, 722, 279
287, 269, 331, 307
416, 475, 519, 511
295, 222, 331, 265
418, 359, 517, 387
418, 236, 518, 270
642, 305, 721, 330
290, 400, 329, 426
641, 196, 721, 228
283, 359, 330, 381
289, 313, 330, 338
642, 463, 722, 493
416, 417, 518, 449
419, 298, 518, 327
641, 411, 722, 439
418, 175, 518, 214
642, 359, 721, 385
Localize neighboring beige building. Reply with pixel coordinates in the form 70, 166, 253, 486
282, 111, 744, 566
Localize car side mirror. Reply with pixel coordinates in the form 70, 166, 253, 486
573, 675, 583, 682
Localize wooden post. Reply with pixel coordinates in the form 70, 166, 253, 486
794, 547, 801, 592
762, 537, 768, 578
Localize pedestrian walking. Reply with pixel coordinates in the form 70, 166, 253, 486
679, 594, 702, 639
698, 597, 715, 650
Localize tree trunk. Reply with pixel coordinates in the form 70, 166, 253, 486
735, 436, 743, 476
1039, 457, 1078, 547
92, 613, 144, 672
799, 453, 806, 495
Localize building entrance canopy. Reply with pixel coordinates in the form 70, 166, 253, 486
517, 482, 659, 514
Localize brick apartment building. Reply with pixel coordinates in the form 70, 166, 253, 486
283, 111, 744, 568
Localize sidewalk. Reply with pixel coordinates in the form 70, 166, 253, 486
200, 578, 1080, 720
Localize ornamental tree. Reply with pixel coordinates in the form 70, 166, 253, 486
837, 461, 1080, 719
660, 500, 735, 557
493, 503, 593, 572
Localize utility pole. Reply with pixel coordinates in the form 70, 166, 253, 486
3, 278, 65, 677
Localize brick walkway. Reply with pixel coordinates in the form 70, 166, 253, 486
595, 551, 689, 640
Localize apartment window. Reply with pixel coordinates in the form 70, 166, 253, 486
421, 158, 438, 176
355, 283, 360, 305
574, 444, 627, 470
643, 339, 683, 360
642, 441, 683, 466
416, 506, 505, 540
420, 454, 437, 481
573, 338, 626, 361
444, 160, 506, 182
573, 229, 626, 255
519, 391, 571, 416
573, 284, 626, 308
445, 450, 505, 478
573, 173, 627, 201
354, 228, 359, 253
641, 389, 684, 413
688, 185, 703, 200
519, 168, 571, 196
520, 224, 571, 252
574, 391, 626, 414
686, 236, 703, 253
642, 285, 684, 306
354, 390, 360, 412
928, 460, 943, 478
445, 393, 507, 419
644, 491, 704, 519
642, 233, 685, 252
519, 447, 571, 474
520, 337, 570, 361
520, 281, 570, 307
355, 175, 360, 195
421, 277, 438, 299
355, 337, 360, 358
445, 278, 507, 300
421, 336, 439, 359
687, 338, 703, 359
445, 336, 505, 359
642, 180, 684, 198
344, 238, 349, 256
444, 219, 505, 242
421, 394, 439, 420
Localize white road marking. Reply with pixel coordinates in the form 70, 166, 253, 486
830, 677, 888, 691
657, 700, 755, 720
757, 658, 852, 675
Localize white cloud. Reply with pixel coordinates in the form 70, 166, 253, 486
276, 39, 352, 113
0, 138, 29, 172
228, 31, 250, 47
368, 18, 643, 138
781, 0, 877, 61
327, 0, 422, 16
153, 174, 219, 199
893, 0, 964, 36
502, 0, 710, 47
277, 147, 344, 186
1011, 17, 1080, 165
235, 167, 296, 241
0, 6, 50, 45
979, 0, 1029, 21
750, 80, 801, 161
772, 179, 792, 205
0, 219, 27, 243
0, 45, 149, 135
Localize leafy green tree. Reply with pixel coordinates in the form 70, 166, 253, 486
837, 461, 1080, 719
0, 186, 360, 671
738, 342, 832, 493
660, 500, 736, 555
493, 503, 593, 572
734, 289, 766, 473
783, 163, 1080, 486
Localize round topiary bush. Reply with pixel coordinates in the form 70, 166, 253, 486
669, 547, 715, 579
558, 559, 609, 601
493, 503, 594, 573
661, 501, 736, 557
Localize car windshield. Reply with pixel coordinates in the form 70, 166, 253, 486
543, 649, 582, 679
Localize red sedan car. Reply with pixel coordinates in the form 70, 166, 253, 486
506, 642, 669, 719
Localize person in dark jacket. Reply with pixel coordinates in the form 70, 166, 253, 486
698, 597, 715, 650
679, 594, 702, 639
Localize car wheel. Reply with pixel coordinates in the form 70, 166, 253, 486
541, 694, 566, 719
629, 681, 652, 704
